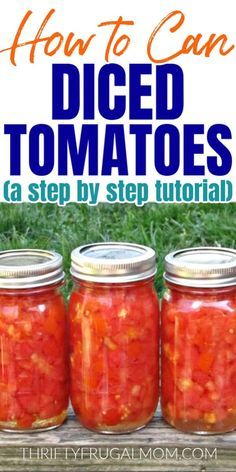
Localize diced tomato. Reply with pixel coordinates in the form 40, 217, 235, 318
69, 280, 159, 431
14, 342, 34, 359
39, 402, 61, 419
17, 394, 39, 415
161, 284, 236, 432
16, 375, 34, 392
101, 409, 122, 426
17, 414, 36, 429
93, 315, 108, 337
0, 288, 68, 430
197, 352, 214, 372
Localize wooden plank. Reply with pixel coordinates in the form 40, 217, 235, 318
0, 410, 235, 471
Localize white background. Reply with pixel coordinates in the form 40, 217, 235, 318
0, 0, 235, 204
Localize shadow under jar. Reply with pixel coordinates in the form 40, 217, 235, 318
69, 242, 159, 434
0, 249, 69, 432
161, 247, 236, 434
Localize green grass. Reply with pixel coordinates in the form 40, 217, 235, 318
0, 202, 235, 297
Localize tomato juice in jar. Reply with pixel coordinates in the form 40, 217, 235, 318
161, 247, 236, 434
69, 242, 159, 433
0, 250, 69, 432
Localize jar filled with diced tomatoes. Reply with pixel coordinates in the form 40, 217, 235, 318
0, 249, 69, 432
69, 242, 159, 433
161, 247, 236, 434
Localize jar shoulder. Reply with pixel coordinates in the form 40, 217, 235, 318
0, 289, 66, 320
162, 287, 236, 313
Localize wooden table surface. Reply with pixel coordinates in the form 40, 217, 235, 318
0, 409, 235, 472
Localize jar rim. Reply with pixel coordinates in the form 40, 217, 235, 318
164, 246, 236, 288
0, 249, 64, 289
70, 242, 157, 283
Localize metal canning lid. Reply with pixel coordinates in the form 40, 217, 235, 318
71, 242, 156, 283
164, 247, 236, 288
0, 249, 64, 289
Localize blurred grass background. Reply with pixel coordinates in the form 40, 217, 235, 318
0, 202, 235, 298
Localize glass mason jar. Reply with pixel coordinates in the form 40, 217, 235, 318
69, 242, 159, 433
0, 249, 69, 432
161, 247, 236, 434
